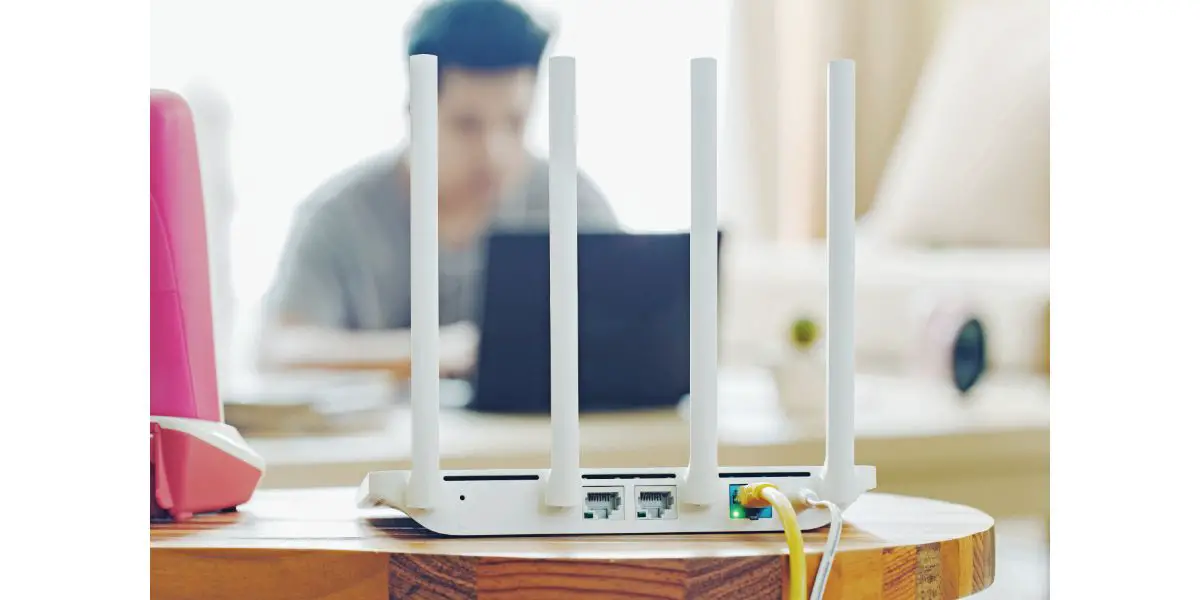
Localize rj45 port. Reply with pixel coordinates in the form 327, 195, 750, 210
635, 485, 678, 520
583, 487, 624, 520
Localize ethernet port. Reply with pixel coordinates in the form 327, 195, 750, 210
635, 485, 678, 520
728, 484, 773, 521
583, 486, 625, 520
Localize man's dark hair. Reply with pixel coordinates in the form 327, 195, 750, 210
406, 0, 551, 83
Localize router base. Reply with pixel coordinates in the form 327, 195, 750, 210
358, 465, 875, 536
151, 416, 265, 521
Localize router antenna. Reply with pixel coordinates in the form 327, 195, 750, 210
406, 53, 441, 509
821, 59, 857, 507
681, 56, 721, 505
545, 56, 582, 508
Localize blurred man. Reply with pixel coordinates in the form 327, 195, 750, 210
257, 0, 618, 374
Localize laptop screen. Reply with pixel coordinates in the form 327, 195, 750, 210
469, 231, 722, 413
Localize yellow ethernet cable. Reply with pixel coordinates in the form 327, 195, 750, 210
737, 483, 808, 600
738, 483, 846, 600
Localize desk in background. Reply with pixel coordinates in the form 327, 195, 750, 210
240, 368, 1049, 524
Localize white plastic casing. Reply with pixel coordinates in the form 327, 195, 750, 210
358, 466, 875, 536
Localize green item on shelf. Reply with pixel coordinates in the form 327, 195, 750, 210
789, 318, 820, 350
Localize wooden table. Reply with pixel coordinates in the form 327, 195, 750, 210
241, 370, 1049, 524
151, 487, 996, 599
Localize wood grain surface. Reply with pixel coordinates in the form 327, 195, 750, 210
151, 487, 994, 599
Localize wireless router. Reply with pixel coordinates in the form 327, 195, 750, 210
151, 90, 265, 521
357, 55, 875, 535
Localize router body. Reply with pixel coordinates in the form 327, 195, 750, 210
360, 466, 875, 536
358, 57, 874, 536
151, 89, 264, 521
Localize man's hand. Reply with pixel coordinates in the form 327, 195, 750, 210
437, 321, 480, 377
257, 321, 480, 380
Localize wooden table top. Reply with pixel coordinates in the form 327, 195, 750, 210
151, 487, 996, 599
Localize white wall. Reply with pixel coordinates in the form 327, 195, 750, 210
152, 0, 737, 379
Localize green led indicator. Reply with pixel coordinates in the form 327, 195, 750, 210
729, 484, 773, 520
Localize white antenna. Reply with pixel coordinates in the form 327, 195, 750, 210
681, 57, 720, 505
545, 56, 582, 508
406, 53, 441, 509
821, 59, 857, 507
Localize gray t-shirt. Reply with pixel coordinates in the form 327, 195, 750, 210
263, 150, 620, 330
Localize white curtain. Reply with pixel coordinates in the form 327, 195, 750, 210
151, 0, 736, 378
734, 0, 951, 240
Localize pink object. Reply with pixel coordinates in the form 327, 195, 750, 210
150, 421, 263, 521
151, 89, 220, 421
150, 89, 263, 521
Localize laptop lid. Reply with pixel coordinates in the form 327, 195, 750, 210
469, 231, 721, 413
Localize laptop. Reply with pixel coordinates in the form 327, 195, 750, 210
468, 231, 722, 413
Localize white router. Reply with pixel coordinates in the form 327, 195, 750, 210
357, 54, 876, 536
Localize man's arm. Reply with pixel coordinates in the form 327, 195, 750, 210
257, 321, 479, 379
257, 201, 368, 371
256, 201, 476, 377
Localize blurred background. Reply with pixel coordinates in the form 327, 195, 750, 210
153, 0, 1048, 596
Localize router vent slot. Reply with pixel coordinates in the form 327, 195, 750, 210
443, 474, 540, 482
582, 473, 676, 480
719, 471, 811, 479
